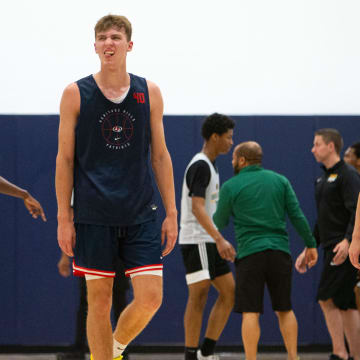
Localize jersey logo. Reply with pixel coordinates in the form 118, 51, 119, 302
133, 92, 145, 104
211, 191, 219, 203
98, 109, 136, 150
327, 174, 338, 183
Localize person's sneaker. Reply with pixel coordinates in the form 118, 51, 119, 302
56, 353, 85, 360
329, 355, 347, 360
196, 349, 220, 360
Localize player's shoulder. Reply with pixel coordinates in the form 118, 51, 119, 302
188, 159, 210, 172
60, 82, 80, 114
342, 162, 360, 184
343, 162, 360, 176
146, 79, 161, 95
62, 82, 80, 97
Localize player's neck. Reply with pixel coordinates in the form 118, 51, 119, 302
202, 143, 218, 162
96, 67, 130, 89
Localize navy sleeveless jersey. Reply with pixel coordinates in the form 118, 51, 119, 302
73, 73, 156, 226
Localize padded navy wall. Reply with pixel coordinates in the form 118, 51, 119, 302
0, 115, 359, 346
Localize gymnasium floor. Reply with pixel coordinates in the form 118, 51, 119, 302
0, 353, 332, 360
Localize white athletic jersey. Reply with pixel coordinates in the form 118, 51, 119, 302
179, 153, 220, 244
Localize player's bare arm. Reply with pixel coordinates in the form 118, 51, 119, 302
148, 80, 178, 257
349, 194, 360, 269
55, 83, 79, 257
192, 196, 235, 262
0, 176, 46, 221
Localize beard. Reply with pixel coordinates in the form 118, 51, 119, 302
233, 164, 241, 175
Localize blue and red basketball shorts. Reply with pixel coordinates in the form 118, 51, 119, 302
72, 218, 163, 279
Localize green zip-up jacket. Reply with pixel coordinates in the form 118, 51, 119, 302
213, 165, 316, 259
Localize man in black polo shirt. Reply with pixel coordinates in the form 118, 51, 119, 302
296, 129, 360, 360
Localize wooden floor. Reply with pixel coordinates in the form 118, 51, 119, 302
0, 352, 332, 360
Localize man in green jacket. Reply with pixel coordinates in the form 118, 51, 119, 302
213, 141, 317, 360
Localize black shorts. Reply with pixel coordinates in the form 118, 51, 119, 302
180, 243, 231, 285
234, 250, 292, 313
316, 245, 358, 310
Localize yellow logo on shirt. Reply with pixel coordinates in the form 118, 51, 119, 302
327, 174, 338, 183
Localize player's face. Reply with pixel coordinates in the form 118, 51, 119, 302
218, 129, 234, 154
311, 135, 332, 163
94, 27, 133, 65
344, 147, 357, 167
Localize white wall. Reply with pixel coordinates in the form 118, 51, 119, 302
1, 0, 359, 115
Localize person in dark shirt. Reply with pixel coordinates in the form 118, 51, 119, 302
0, 176, 46, 222
296, 129, 360, 360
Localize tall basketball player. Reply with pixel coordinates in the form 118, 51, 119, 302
55, 15, 178, 360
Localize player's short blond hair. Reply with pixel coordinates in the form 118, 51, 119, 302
94, 15, 132, 41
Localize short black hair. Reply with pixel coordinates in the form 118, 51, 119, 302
201, 113, 235, 140
350, 142, 360, 159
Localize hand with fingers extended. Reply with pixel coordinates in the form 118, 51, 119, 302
295, 247, 318, 274
305, 247, 318, 269
161, 213, 178, 257
216, 237, 236, 263
331, 238, 350, 266
23, 193, 47, 222
295, 249, 307, 274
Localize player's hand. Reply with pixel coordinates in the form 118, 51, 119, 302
57, 252, 71, 277
23, 193, 47, 222
57, 220, 76, 257
161, 212, 178, 257
305, 247, 318, 269
332, 238, 349, 266
216, 237, 236, 262
295, 249, 307, 273
349, 236, 360, 270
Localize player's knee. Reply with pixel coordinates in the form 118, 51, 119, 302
218, 286, 235, 308
87, 289, 112, 316
224, 291, 235, 310
188, 288, 209, 311
137, 289, 163, 314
